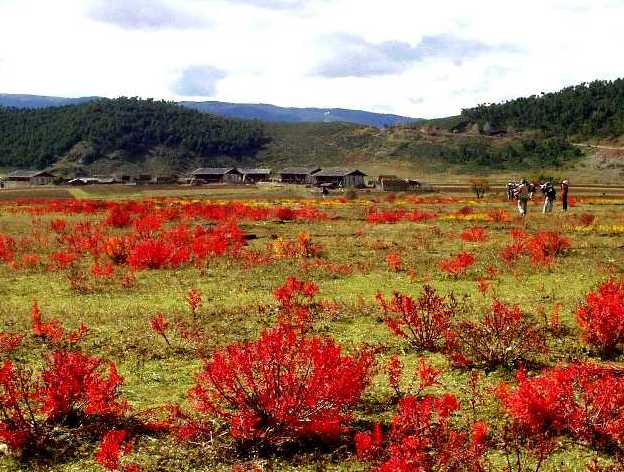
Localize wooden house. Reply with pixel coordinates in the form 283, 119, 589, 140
3, 170, 54, 188
190, 168, 242, 184
239, 168, 272, 184
312, 169, 367, 188
278, 167, 321, 184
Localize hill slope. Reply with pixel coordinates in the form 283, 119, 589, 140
460, 79, 624, 138
0, 97, 267, 169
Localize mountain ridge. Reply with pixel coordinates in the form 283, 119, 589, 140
0, 93, 420, 128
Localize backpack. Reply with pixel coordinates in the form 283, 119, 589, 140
546, 186, 556, 199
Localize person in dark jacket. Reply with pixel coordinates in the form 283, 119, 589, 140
560, 179, 569, 211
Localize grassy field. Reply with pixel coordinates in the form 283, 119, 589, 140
1, 186, 624, 471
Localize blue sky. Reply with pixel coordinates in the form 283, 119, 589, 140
0, 0, 623, 117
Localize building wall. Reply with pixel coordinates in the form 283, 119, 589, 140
344, 174, 365, 188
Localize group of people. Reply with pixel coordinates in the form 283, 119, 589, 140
506, 179, 570, 216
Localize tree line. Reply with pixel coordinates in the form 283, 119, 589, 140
0, 97, 269, 168
461, 79, 624, 138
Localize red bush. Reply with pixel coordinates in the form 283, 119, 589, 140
461, 227, 488, 242
127, 239, 173, 270
188, 324, 375, 448
447, 300, 547, 369
273, 276, 319, 326
356, 393, 488, 471
0, 348, 127, 453
377, 286, 455, 352
498, 363, 624, 449
526, 231, 570, 266
438, 252, 475, 277
577, 280, 624, 357
385, 253, 402, 272
95, 429, 139, 471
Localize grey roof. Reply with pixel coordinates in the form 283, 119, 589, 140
191, 167, 240, 175
238, 168, 272, 175
313, 168, 367, 177
279, 167, 321, 175
7, 170, 52, 178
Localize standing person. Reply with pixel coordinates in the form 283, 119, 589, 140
514, 179, 531, 216
541, 182, 556, 213
560, 179, 569, 211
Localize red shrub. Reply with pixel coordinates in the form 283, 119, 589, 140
577, 280, 624, 357
186, 288, 203, 315
385, 253, 402, 272
578, 213, 596, 226
105, 206, 132, 228
149, 313, 171, 347
356, 393, 488, 471
499, 241, 527, 266
0, 333, 22, 354
488, 208, 511, 223
188, 324, 375, 448
526, 231, 570, 266
461, 227, 488, 242
448, 300, 547, 369
0, 233, 16, 264
127, 239, 173, 270
39, 350, 127, 420
0, 349, 127, 453
498, 363, 624, 448
95, 429, 139, 471
377, 285, 455, 352
31, 301, 64, 343
438, 252, 475, 277
273, 276, 319, 326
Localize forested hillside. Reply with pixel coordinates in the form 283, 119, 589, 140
0, 97, 268, 168
461, 79, 624, 138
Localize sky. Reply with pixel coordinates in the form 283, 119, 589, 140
1, 0, 624, 118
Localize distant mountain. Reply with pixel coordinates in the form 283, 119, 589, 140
180, 101, 421, 127
0, 94, 97, 109
0, 93, 420, 127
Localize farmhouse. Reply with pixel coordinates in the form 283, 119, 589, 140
2, 170, 54, 188
312, 168, 367, 188
239, 168, 272, 184
190, 168, 242, 184
380, 178, 421, 192
278, 167, 321, 184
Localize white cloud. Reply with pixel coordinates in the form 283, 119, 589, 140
0, 0, 623, 117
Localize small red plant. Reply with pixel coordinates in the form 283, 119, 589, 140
461, 227, 488, 242
576, 280, 624, 357
149, 313, 171, 347
385, 253, 402, 272
438, 251, 475, 277
186, 288, 203, 316
273, 276, 319, 326
95, 429, 140, 471
377, 285, 455, 352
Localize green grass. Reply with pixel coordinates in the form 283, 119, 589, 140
1, 189, 624, 471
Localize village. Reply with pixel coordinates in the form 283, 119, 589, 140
0, 167, 423, 192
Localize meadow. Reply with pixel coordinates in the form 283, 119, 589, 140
1, 186, 624, 471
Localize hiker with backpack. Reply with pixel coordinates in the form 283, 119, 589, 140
514, 179, 531, 216
541, 182, 556, 213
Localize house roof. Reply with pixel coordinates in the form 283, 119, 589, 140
313, 168, 367, 177
191, 167, 240, 175
279, 167, 321, 175
238, 168, 272, 175
7, 170, 52, 179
